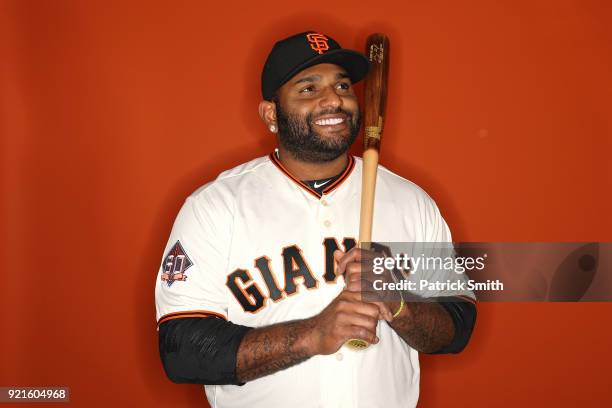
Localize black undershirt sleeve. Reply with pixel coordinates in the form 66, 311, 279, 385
158, 316, 252, 385
429, 297, 477, 354
159, 297, 474, 384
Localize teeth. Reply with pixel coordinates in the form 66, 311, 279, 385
315, 117, 344, 126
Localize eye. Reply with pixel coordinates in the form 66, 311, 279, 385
336, 82, 351, 91
299, 85, 315, 94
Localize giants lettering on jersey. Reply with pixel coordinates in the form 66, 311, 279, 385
226, 237, 356, 313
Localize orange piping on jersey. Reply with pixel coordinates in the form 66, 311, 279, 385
269, 153, 356, 198
322, 155, 355, 195
269, 153, 320, 198
157, 310, 227, 326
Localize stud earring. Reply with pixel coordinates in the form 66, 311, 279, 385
269, 124, 277, 133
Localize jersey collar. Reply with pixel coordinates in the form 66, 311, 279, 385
269, 151, 355, 199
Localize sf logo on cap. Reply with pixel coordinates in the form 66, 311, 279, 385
306, 33, 329, 54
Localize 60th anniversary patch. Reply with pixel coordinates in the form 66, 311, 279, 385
161, 241, 193, 287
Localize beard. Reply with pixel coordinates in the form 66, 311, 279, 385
275, 102, 361, 163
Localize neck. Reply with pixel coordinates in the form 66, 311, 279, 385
276, 146, 348, 180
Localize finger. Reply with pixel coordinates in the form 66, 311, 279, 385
344, 259, 375, 286
344, 251, 378, 279
346, 262, 364, 275
372, 301, 393, 322
335, 248, 363, 276
338, 311, 378, 331
339, 293, 381, 319
341, 288, 393, 321
334, 250, 346, 277
339, 289, 362, 302
346, 285, 392, 321
346, 325, 379, 344
346, 278, 362, 293
347, 267, 364, 283
346, 277, 381, 294
346, 277, 382, 295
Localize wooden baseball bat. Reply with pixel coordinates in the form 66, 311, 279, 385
346, 33, 390, 351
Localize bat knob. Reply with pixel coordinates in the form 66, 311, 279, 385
345, 338, 370, 350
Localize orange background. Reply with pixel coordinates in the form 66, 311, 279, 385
1, 0, 611, 407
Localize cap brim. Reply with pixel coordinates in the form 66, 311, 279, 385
277, 49, 370, 96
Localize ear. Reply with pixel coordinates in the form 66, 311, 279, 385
258, 100, 277, 133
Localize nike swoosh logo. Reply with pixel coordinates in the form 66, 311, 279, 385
313, 179, 332, 189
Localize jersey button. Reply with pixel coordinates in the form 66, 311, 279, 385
335, 352, 344, 361
323, 220, 331, 228
321, 199, 329, 206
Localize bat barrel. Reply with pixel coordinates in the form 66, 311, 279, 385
363, 33, 390, 152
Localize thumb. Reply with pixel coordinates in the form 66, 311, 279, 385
333, 250, 345, 276
333, 250, 344, 261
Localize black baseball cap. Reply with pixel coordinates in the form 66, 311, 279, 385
261, 31, 370, 101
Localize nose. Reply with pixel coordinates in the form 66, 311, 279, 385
318, 85, 342, 110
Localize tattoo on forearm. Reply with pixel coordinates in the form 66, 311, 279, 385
390, 301, 454, 353
236, 319, 313, 382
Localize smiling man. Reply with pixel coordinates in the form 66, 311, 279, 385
155, 31, 476, 408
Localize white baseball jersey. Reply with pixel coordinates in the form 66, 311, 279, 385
155, 151, 471, 408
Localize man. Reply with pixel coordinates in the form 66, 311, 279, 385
155, 31, 476, 408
